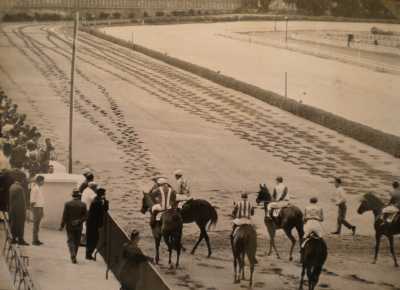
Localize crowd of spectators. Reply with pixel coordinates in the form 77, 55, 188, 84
0, 88, 56, 244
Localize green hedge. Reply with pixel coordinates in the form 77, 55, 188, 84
83, 27, 400, 158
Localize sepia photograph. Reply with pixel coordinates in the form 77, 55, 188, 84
0, 0, 399, 290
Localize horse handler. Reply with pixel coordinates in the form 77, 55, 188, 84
331, 178, 356, 236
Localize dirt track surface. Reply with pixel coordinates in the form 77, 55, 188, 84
105, 21, 400, 136
0, 22, 399, 290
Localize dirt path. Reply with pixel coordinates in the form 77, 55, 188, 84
0, 22, 399, 290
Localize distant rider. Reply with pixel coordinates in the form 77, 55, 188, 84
231, 193, 254, 238
266, 177, 289, 218
382, 181, 400, 223
174, 169, 191, 208
303, 197, 324, 240
149, 177, 177, 227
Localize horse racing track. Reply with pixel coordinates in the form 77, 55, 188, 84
0, 22, 399, 290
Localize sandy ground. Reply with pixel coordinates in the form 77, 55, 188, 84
105, 21, 400, 136
0, 22, 400, 290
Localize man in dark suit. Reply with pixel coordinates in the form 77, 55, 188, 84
59, 189, 87, 264
9, 179, 29, 245
85, 187, 109, 260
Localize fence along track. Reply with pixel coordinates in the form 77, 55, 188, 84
1, 212, 38, 290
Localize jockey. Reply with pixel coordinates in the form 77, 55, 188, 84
231, 193, 254, 236
174, 169, 191, 208
303, 197, 324, 239
149, 178, 177, 227
382, 181, 400, 222
266, 177, 289, 218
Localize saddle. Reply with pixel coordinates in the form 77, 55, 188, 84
301, 232, 321, 249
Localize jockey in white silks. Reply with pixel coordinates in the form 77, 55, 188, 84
382, 181, 400, 222
150, 178, 177, 226
303, 197, 324, 239
174, 169, 191, 208
266, 177, 289, 218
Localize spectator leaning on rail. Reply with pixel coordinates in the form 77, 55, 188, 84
59, 189, 87, 264
86, 187, 109, 260
30, 175, 45, 246
118, 230, 153, 290
331, 177, 356, 236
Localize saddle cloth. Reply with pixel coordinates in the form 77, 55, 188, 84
233, 223, 254, 238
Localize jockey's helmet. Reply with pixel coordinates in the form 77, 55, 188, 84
157, 177, 168, 185
174, 169, 183, 177
276, 176, 283, 183
241, 193, 248, 199
310, 197, 318, 203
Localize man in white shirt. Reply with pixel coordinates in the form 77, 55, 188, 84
331, 178, 356, 235
81, 181, 97, 210
30, 175, 45, 245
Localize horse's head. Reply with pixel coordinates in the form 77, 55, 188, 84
357, 192, 384, 215
256, 183, 272, 205
140, 191, 153, 214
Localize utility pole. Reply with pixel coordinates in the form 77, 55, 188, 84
68, 9, 79, 174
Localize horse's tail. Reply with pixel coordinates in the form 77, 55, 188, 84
208, 206, 218, 230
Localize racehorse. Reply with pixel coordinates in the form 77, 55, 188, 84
141, 192, 183, 268
231, 224, 257, 286
299, 234, 328, 290
256, 184, 304, 260
179, 199, 218, 257
357, 192, 400, 267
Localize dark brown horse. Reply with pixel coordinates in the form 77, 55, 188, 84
256, 184, 304, 260
141, 193, 183, 268
179, 199, 218, 257
231, 224, 257, 286
357, 192, 400, 267
299, 234, 328, 290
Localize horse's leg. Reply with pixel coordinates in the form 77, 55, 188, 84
266, 221, 280, 259
176, 231, 182, 268
204, 228, 212, 258
299, 264, 305, 290
312, 265, 323, 290
191, 223, 205, 255
307, 266, 313, 290
284, 228, 296, 261
388, 235, 399, 267
373, 232, 382, 264
155, 236, 161, 264
241, 251, 245, 281
249, 258, 254, 287
233, 254, 239, 283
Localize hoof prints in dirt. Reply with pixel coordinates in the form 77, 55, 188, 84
76, 28, 397, 198
5, 24, 158, 228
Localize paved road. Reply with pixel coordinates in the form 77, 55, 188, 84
0, 23, 399, 290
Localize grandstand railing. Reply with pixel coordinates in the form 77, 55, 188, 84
95, 212, 171, 290
1, 212, 38, 290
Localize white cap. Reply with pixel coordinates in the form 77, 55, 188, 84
157, 177, 168, 185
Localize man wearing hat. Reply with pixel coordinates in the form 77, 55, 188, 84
174, 170, 191, 208
303, 197, 324, 240
59, 189, 87, 264
266, 176, 289, 219
86, 187, 109, 260
79, 169, 94, 194
149, 178, 177, 227
231, 193, 254, 238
